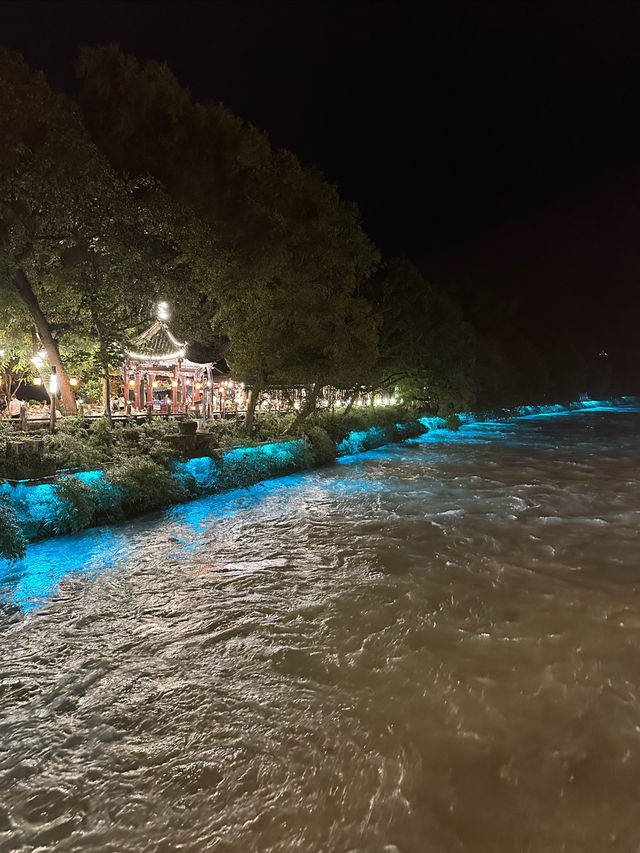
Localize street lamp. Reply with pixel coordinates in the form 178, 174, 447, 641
49, 366, 58, 433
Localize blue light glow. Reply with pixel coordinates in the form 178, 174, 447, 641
0, 526, 128, 612
2, 396, 638, 613
336, 426, 391, 456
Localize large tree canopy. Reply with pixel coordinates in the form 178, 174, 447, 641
76, 45, 381, 427
0, 46, 207, 414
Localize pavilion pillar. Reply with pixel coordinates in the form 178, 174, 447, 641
134, 372, 141, 409
182, 376, 187, 411
172, 377, 178, 413
147, 373, 154, 406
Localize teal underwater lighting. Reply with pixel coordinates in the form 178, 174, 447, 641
0, 527, 129, 612
1, 396, 639, 614
336, 427, 389, 457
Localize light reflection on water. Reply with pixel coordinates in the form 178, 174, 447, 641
1, 409, 640, 852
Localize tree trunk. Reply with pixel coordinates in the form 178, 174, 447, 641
244, 387, 260, 435
342, 389, 358, 416
103, 368, 113, 425
11, 269, 78, 415
284, 381, 322, 434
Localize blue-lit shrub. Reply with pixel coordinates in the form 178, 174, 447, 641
215, 441, 311, 491
107, 457, 174, 514
52, 476, 98, 533
0, 499, 26, 562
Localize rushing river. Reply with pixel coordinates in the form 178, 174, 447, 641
2, 407, 640, 853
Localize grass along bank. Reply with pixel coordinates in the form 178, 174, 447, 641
1, 397, 633, 562
0, 406, 427, 560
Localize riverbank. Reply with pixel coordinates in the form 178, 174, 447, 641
0, 397, 635, 560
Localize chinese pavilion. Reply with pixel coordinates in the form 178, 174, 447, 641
123, 317, 233, 415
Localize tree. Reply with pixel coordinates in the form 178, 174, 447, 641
77, 46, 381, 430
0, 46, 111, 413
366, 259, 477, 413
0, 313, 35, 406
1, 47, 207, 417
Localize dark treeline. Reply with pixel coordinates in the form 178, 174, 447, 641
0, 45, 627, 431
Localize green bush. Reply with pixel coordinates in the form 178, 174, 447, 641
207, 419, 244, 448
52, 476, 99, 533
303, 426, 337, 466
251, 412, 295, 442
107, 457, 174, 515
44, 432, 104, 470
0, 500, 26, 563
444, 413, 462, 431
395, 420, 427, 440
56, 417, 89, 437
310, 404, 414, 444
88, 417, 115, 455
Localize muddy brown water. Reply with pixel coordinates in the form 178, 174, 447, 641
1, 408, 640, 852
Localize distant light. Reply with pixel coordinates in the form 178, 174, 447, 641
33, 377, 42, 386
129, 379, 135, 388
293, 401, 300, 410
171, 380, 178, 387
31, 356, 43, 368
0, 349, 5, 357
38, 349, 46, 359
152, 380, 159, 388
157, 301, 170, 321
69, 377, 79, 387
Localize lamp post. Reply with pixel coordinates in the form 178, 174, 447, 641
49, 366, 58, 434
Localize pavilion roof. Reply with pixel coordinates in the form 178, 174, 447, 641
125, 322, 230, 375
126, 320, 187, 362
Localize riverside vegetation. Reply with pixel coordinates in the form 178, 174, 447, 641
0, 406, 428, 562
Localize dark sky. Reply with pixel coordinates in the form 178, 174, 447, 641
3, 0, 640, 348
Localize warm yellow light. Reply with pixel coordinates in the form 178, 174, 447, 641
33, 377, 42, 386
152, 380, 159, 388
129, 379, 135, 388
195, 382, 202, 389
171, 380, 178, 387
69, 377, 78, 387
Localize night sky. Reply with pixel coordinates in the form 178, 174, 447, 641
3, 0, 640, 352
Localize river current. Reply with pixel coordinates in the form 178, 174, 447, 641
1, 408, 640, 852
